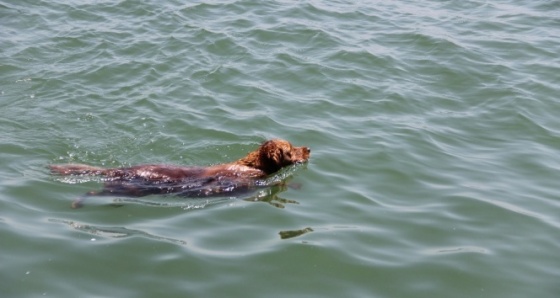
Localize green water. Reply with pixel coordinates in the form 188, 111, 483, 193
2, 1, 559, 297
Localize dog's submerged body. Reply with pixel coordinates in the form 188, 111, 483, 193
50, 139, 310, 208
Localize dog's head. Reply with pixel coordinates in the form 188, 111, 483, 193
258, 139, 310, 174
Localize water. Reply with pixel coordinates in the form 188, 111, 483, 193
1, 1, 559, 297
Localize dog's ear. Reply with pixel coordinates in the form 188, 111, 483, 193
257, 140, 285, 173
261, 140, 282, 164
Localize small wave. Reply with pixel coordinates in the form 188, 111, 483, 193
48, 218, 187, 245
421, 246, 490, 255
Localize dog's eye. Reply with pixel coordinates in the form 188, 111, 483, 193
283, 151, 292, 159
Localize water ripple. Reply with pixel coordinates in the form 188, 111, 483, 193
2, 0, 560, 297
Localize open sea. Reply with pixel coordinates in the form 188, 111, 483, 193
1, 1, 559, 297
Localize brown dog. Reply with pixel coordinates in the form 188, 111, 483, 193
50, 139, 310, 208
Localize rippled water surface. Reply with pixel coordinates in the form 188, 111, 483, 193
2, 1, 559, 297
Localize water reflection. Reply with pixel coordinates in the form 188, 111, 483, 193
243, 182, 300, 208
279, 227, 314, 239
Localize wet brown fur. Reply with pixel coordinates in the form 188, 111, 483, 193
49, 139, 310, 207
